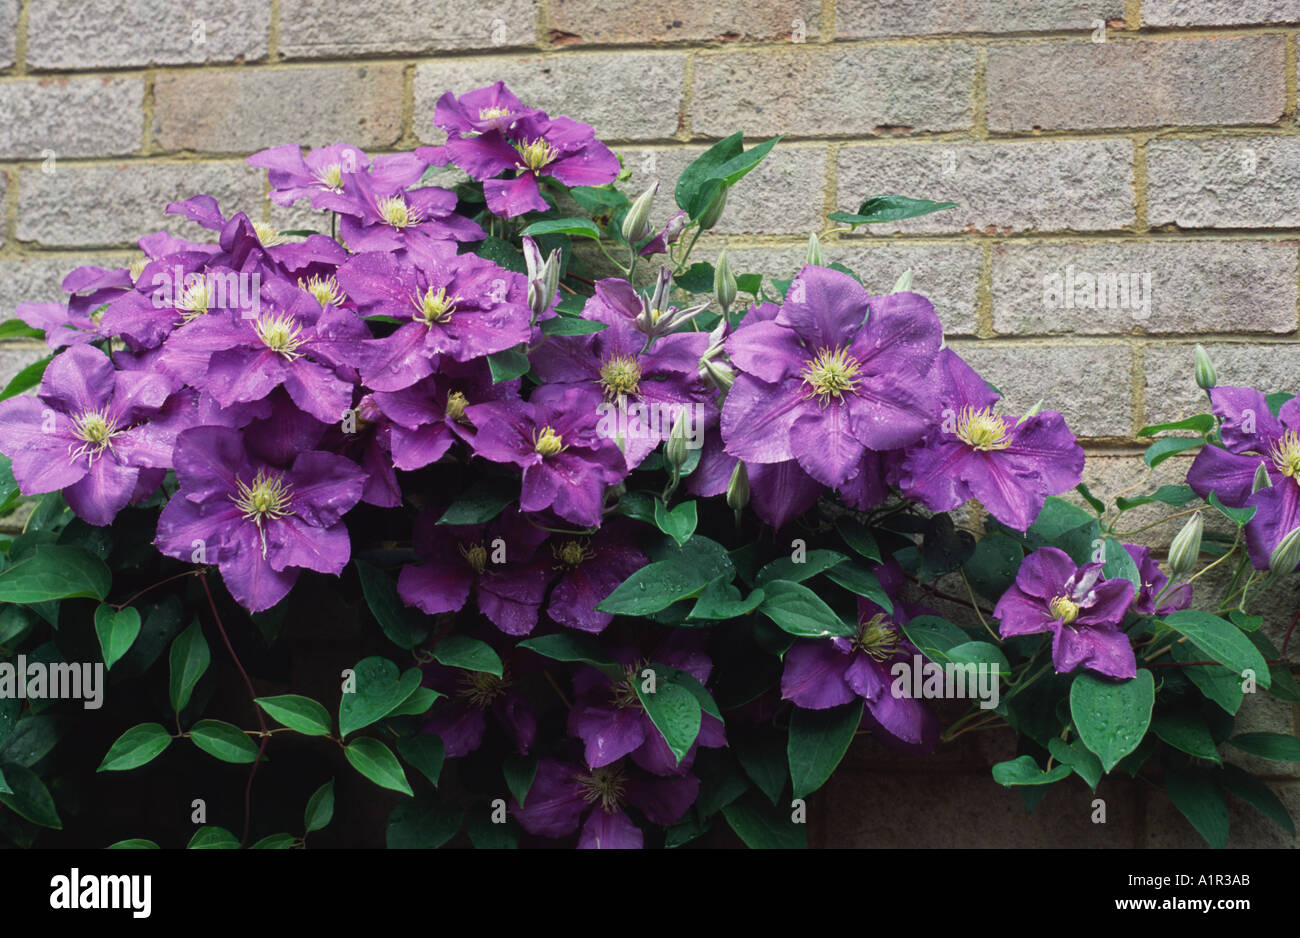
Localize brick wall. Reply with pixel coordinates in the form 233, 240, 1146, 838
0, 0, 1297, 847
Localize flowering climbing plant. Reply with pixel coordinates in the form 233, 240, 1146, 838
0, 81, 1296, 850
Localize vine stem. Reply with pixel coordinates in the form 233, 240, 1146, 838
199, 571, 268, 847
1283, 607, 1300, 660
110, 569, 201, 611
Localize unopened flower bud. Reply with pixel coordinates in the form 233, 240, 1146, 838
726, 461, 750, 512
1168, 512, 1204, 577
665, 411, 690, 471
1194, 344, 1217, 390
697, 184, 727, 231
714, 249, 737, 314
1018, 399, 1044, 423
622, 183, 657, 244
1253, 462, 1273, 492
891, 269, 914, 294
701, 356, 735, 392
649, 267, 672, 318
1269, 525, 1300, 575
805, 232, 823, 267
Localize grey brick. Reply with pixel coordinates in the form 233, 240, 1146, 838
151, 66, 404, 154
950, 341, 1134, 437
546, 0, 821, 44
836, 0, 1125, 37
1144, 0, 1300, 26
691, 44, 975, 139
279, 0, 538, 58
1143, 342, 1300, 426
1148, 137, 1300, 229
17, 162, 265, 248
987, 37, 1285, 132
0, 77, 143, 159
0, 253, 132, 322
415, 53, 686, 143
839, 139, 1135, 234
0, 0, 17, 68
992, 241, 1297, 336
0, 344, 47, 389
27, 0, 270, 69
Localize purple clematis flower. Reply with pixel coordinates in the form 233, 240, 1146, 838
437, 111, 619, 218
338, 246, 532, 392
101, 251, 256, 350
994, 547, 1138, 679
467, 386, 628, 527
1125, 543, 1193, 616
429, 81, 539, 137
17, 300, 104, 351
781, 594, 940, 752
417, 644, 537, 758
0, 345, 187, 525
543, 520, 648, 633
165, 195, 348, 276
720, 265, 943, 489
336, 172, 484, 253
896, 347, 1084, 532
1186, 386, 1300, 570
397, 507, 553, 636
510, 757, 698, 849
688, 428, 823, 529
249, 143, 426, 212
154, 426, 366, 612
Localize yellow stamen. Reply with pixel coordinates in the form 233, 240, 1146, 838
177, 277, 210, 320
576, 765, 628, 813
128, 256, 149, 283
456, 668, 511, 709
445, 391, 469, 423
599, 354, 642, 400
800, 346, 862, 405
378, 195, 421, 229
853, 613, 903, 661
1049, 596, 1080, 625
412, 285, 456, 326
69, 407, 120, 464
315, 163, 345, 192
458, 542, 488, 575
1270, 429, 1300, 478
231, 469, 295, 556
478, 105, 512, 120
253, 222, 288, 247
533, 426, 565, 457
299, 274, 346, 308
254, 310, 307, 360
515, 137, 557, 171
552, 539, 594, 570
954, 406, 1012, 452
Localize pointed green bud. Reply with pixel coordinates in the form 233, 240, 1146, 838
697, 184, 727, 231
665, 410, 690, 471
1018, 399, 1044, 423
805, 232, 823, 267
726, 461, 750, 512
714, 249, 737, 314
1194, 344, 1217, 390
1269, 525, 1300, 575
1168, 511, 1204, 576
701, 356, 735, 393
1253, 461, 1273, 493
621, 183, 657, 244
891, 269, 914, 294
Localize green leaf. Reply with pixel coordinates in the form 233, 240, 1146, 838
1160, 610, 1270, 688
0, 355, 52, 402
304, 779, 335, 833
487, 346, 530, 383
189, 719, 260, 764
636, 672, 703, 765
1048, 737, 1103, 791
822, 563, 893, 612
1102, 536, 1141, 591
167, 619, 209, 714
687, 575, 765, 621
945, 641, 1011, 676
1137, 414, 1215, 437
734, 734, 788, 804
431, 635, 502, 677
991, 754, 1073, 787
828, 195, 957, 227
1144, 436, 1203, 467
345, 737, 413, 796
338, 657, 423, 738
1220, 765, 1294, 837
0, 715, 58, 767
107, 839, 159, 849
386, 795, 462, 848
1207, 490, 1256, 525
98, 723, 172, 772
596, 536, 734, 616
758, 580, 854, 638
93, 603, 141, 670
1115, 484, 1198, 512
1152, 712, 1221, 764
901, 614, 969, 664
397, 735, 445, 787
835, 518, 881, 562
1227, 732, 1300, 763
961, 533, 1023, 601
0, 545, 111, 603
251, 833, 296, 849
0, 763, 60, 828
756, 550, 848, 585
435, 478, 518, 526
788, 700, 862, 800
1165, 768, 1229, 849
0, 319, 45, 340
676, 133, 745, 216
354, 559, 429, 650
1172, 640, 1243, 715
520, 217, 602, 239
1069, 669, 1154, 773
541, 315, 607, 335
255, 695, 332, 736
474, 235, 526, 273
654, 499, 698, 547
517, 632, 617, 669
673, 262, 715, 295
721, 790, 806, 848
1076, 483, 1105, 515
187, 826, 239, 849
503, 753, 537, 806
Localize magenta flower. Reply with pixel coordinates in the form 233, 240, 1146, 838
467, 386, 627, 527
1125, 544, 1193, 616
248, 143, 426, 212
337, 247, 532, 392
510, 758, 698, 849
417, 641, 537, 758
721, 265, 943, 488
688, 428, 823, 529
0, 345, 187, 525
896, 347, 1084, 532
336, 173, 484, 253
544, 521, 648, 633
155, 426, 366, 612
429, 81, 539, 137
994, 547, 1137, 679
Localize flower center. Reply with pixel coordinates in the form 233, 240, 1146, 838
378, 195, 421, 229
852, 613, 903, 661
1049, 595, 1080, 626
253, 222, 287, 247
1270, 429, 1300, 478
610, 662, 648, 710
553, 539, 594, 570
128, 256, 149, 283
576, 765, 628, 814
515, 137, 557, 171
177, 277, 210, 320
458, 542, 488, 575
456, 667, 511, 709
299, 274, 346, 308
315, 163, 345, 192
445, 391, 469, 423
533, 426, 565, 457
412, 286, 456, 326
70, 407, 120, 463
801, 346, 862, 405
955, 406, 1012, 452
231, 469, 295, 556
599, 354, 642, 399
254, 310, 306, 360
478, 105, 512, 120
